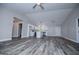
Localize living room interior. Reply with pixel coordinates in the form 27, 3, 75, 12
0, 3, 79, 55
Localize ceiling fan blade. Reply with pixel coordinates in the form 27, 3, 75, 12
33, 4, 37, 8
39, 4, 44, 9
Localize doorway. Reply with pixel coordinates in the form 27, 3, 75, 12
12, 17, 23, 39
34, 31, 37, 38
18, 23, 22, 38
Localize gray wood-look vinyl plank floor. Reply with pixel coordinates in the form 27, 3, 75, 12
0, 37, 79, 55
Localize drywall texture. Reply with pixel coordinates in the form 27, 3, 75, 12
61, 8, 79, 43
47, 26, 61, 36
0, 8, 30, 41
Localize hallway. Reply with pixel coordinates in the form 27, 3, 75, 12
0, 37, 79, 55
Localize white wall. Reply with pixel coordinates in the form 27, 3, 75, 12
0, 8, 30, 42
12, 22, 19, 37
47, 26, 61, 36
26, 12, 62, 37
22, 22, 28, 38
61, 8, 79, 43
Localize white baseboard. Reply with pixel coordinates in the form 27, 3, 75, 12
0, 38, 12, 42
62, 36, 78, 43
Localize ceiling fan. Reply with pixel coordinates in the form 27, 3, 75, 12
33, 3, 44, 9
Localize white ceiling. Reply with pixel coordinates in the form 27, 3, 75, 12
26, 8, 73, 26
1, 3, 78, 13
1, 3, 79, 26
